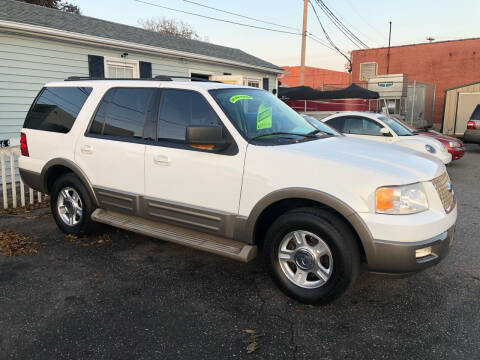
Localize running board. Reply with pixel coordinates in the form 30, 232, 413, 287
91, 209, 257, 262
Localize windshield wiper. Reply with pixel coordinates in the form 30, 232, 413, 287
250, 132, 319, 141
308, 129, 329, 136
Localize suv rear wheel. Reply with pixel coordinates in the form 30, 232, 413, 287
263, 207, 360, 305
51, 173, 97, 236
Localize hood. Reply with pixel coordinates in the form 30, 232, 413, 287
270, 136, 444, 184
419, 131, 463, 144
396, 134, 448, 153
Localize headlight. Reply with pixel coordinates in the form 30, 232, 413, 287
376, 183, 428, 214
448, 141, 460, 148
425, 144, 436, 153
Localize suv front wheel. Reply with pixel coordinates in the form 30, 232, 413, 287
263, 207, 360, 305
51, 173, 97, 236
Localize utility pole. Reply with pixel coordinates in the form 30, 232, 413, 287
300, 0, 308, 86
386, 21, 392, 74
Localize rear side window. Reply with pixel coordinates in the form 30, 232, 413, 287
89, 88, 156, 140
24, 87, 92, 133
157, 89, 220, 142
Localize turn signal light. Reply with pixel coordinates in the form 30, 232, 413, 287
375, 187, 394, 211
467, 120, 476, 130
20, 132, 29, 157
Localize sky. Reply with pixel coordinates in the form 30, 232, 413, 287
72, 0, 480, 72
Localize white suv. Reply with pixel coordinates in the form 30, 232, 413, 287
19, 78, 457, 304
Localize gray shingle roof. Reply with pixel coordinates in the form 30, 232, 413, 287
0, 0, 283, 72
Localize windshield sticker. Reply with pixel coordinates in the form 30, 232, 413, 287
229, 94, 253, 103
257, 103, 273, 130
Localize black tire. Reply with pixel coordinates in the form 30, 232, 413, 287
263, 207, 360, 305
50, 173, 98, 236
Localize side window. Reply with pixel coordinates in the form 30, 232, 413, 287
24, 87, 92, 133
343, 117, 384, 136
326, 117, 346, 132
157, 89, 220, 142
89, 88, 156, 139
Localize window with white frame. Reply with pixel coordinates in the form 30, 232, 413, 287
359, 62, 377, 81
246, 78, 261, 88
105, 58, 139, 78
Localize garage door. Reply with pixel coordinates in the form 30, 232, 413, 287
455, 93, 480, 135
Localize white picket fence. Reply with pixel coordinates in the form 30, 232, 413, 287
0, 146, 44, 209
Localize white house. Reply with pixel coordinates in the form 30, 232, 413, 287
0, 0, 284, 145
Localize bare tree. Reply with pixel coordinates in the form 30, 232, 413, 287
138, 17, 208, 42
17, 0, 81, 14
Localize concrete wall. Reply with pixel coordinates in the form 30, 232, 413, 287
351, 38, 480, 125
0, 31, 278, 143
281, 66, 349, 89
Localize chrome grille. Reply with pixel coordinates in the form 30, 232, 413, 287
432, 172, 455, 213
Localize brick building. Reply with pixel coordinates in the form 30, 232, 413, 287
281, 66, 349, 89
351, 38, 480, 126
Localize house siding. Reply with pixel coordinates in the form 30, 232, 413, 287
0, 31, 278, 143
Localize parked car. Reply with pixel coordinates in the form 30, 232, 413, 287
321, 112, 452, 164
463, 104, 480, 144
19, 79, 457, 305
390, 118, 466, 161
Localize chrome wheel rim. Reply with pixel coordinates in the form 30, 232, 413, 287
57, 187, 83, 226
278, 230, 333, 289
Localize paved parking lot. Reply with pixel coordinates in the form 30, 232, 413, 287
1, 145, 479, 360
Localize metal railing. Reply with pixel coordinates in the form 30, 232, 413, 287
0, 146, 44, 209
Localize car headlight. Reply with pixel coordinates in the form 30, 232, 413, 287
376, 183, 428, 214
449, 141, 460, 148
425, 144, 436, 153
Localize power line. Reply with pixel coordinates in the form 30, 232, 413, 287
308, 0, 351, 64
181, 0, 299, 31
315, 0, 368, 49
134, 0, 301, 35
344, 0, 386, 43
322, 0, 383, 47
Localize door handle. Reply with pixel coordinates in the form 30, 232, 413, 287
153, 154, 171, 165
81, 145, 93, 154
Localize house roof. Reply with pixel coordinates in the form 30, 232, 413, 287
0, 0, 283, 73
444, 80, 480, 92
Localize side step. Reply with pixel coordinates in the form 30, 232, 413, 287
91, 209, 257, 262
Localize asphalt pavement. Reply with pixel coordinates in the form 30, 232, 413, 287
1, 145, 479, 360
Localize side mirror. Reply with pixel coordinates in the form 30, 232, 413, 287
380, 127, 392, 137
186, 125, 231, 151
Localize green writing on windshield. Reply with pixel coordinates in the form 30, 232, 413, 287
229, 94, 253, 103
257, 103, 272, 130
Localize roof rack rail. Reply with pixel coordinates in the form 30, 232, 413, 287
65, 75, 220, 82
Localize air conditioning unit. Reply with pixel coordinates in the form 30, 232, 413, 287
367, 74, 408, 98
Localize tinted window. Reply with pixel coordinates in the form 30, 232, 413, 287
342, 117, 384, 136
90, 88, 156, 139
326, 117, 346, 132
24, 87, 92, 133
157, 90, 219, 142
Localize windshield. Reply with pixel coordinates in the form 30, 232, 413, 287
377, 115, 413, 136
209, 88, 317, 141
302, 115, 340, 136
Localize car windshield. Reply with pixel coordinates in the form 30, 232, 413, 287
377, 115, 413, 136
209, 88, 318, 142
302, 115, 340, 136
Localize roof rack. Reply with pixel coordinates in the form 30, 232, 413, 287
65, 75, 219, 82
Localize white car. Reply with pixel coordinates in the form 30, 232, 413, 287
321, 112, 452, 164
19, 78, 456, 304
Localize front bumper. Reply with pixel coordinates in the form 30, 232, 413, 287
367, 226, 455, 274
449, 146, 466, 161
437, 151, 452, 164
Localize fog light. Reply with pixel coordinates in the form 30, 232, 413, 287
415, 246, 432, 258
